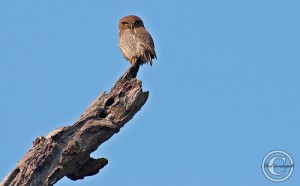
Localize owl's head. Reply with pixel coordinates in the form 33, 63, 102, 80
119, 15, 145, 30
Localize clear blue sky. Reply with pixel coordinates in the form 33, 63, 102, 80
0, 1, 299, 185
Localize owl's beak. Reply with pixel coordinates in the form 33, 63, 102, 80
130, 24, 133, 29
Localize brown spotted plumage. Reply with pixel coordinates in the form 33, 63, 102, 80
118, 15, 156, 66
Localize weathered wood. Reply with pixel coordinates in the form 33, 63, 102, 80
1, 65, 148, 186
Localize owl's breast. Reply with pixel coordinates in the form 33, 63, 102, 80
119, 29, 139, 56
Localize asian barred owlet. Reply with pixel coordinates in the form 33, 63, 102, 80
118, 15, 157, 66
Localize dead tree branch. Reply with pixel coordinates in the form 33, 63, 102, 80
1, 65, 148, 186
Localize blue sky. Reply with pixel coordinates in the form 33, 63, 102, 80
0, 1, 299, 185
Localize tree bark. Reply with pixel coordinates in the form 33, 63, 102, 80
1, 65, 148, 186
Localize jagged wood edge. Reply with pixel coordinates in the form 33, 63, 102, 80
1, 65, 148, 186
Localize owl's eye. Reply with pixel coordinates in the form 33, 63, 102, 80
134, 20, 142, 26
122, 21, 129, 26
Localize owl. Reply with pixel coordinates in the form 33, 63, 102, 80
118, 15, 157, 67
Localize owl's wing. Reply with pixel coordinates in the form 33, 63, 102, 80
136, 29, 157, 60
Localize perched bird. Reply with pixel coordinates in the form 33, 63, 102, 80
118, 15, 157, 67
